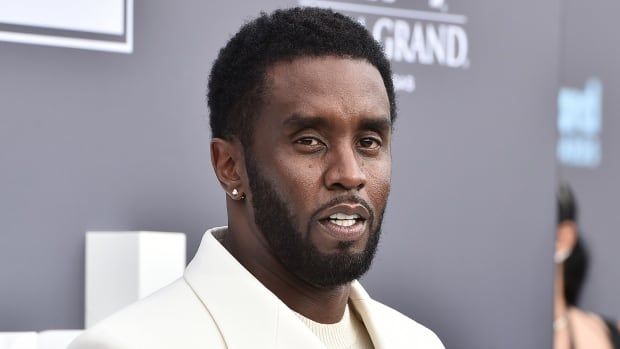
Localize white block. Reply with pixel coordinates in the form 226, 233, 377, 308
85, 231, 186, 328
0, 332, 37, 349
0, 0, 125, 35
37, 331, 82, 349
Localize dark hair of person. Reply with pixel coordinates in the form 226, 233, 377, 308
207, 7, 396, 149
558, 183, 578, 223
563, 238, 588, 306
557, 183, 589, 306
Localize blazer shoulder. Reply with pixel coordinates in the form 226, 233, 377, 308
369, 299, 445, 348
69, 278, 225, 349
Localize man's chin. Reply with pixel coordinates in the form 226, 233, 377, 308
289, 248, 375, 288
298, 272, 361, 290
310, 240, 367, 256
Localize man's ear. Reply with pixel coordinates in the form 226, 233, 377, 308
211, 137, 246, 198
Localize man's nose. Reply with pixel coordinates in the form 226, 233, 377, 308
324, 144, 367, 191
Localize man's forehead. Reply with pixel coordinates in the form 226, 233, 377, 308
267, 56, 383, 88
263, 56, 390, 116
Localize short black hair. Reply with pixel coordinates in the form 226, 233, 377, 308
207, 7, 395, 148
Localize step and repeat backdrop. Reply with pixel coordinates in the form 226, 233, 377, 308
1, 1, 563, 348
557, 0, 620, 323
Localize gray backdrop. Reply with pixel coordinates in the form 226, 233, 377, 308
0, 1, 559, 348
558, 0, 620, 321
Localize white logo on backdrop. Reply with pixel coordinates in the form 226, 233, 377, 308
298, 0, 471, 93
557, 78, 603, 168
0, 0, 133, 53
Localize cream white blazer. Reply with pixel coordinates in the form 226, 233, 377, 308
70, 227, 444, 349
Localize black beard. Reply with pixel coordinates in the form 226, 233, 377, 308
245, 157, 383, 288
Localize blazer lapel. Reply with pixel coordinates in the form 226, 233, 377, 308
183, 227, 324, 349
349, 281, 391, 349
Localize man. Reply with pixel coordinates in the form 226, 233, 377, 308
71, 7, 443, 349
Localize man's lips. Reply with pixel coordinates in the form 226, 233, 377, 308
316, 203, 371, 241
318, 203, 370, 222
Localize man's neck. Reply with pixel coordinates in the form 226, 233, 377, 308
223, 218, 350, 324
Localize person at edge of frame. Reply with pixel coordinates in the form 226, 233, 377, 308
554, 183, 620, 349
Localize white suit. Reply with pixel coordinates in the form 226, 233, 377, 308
70, 227, 444, 349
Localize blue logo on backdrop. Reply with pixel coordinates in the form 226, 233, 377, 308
557, 78, 603, 168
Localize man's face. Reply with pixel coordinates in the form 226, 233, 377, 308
245, 56, 392, 288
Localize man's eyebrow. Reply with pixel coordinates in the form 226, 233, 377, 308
282, 113, 392, 133
359, 117, 392, 134
282, 113, 328, 130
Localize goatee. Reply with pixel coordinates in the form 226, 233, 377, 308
245, 157, 384, 288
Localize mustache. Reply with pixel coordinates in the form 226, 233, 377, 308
310, 195, 375, 224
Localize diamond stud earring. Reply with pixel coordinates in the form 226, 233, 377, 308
230, 188, 245, 200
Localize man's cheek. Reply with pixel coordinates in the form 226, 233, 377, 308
367, 165, 391, 192
368, 175, 391, 214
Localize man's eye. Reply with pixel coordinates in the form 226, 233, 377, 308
358, 137, 381, 149
296, 137, 320, 146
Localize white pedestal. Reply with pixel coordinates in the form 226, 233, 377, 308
0, 333, 37, 349
85, 231, 186, 328
0, 331, 82, 349
37, 331, 82, 349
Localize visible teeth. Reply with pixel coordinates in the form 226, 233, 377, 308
330, 219, 357, 227
329, 213, 360, 220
